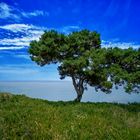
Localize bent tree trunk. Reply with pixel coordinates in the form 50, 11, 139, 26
72, 76, 84, 102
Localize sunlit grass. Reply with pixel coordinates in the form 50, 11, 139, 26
0, 93, 140, 139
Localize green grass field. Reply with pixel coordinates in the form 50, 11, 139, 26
0, 93, 140, 140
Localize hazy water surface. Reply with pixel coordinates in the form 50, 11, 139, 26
0, 81, 140, 103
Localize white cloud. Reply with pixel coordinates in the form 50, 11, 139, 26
0, 46, 25, 50
0, 24, 45, 50
102, 40, 140, 49
0, 2, 10, 18
0, 2, 49, 21
0, 2, 20, 20
21, 10, 49, 18
0, 24, 80, 50
0, 24, 34, 32
0, 38, 31, 46
0, 23, 139, 51
0, 23, 45, 33
0, 35, 42, 46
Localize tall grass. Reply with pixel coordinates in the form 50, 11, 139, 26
0, 93, 140, 139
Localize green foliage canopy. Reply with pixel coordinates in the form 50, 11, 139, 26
29, 30, 140, 101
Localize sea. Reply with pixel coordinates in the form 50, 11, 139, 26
0, 81, 140, 103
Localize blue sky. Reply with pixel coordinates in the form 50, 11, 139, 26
0, 0, 140, 81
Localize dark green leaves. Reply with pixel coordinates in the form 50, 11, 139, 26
29, 29, 140, 94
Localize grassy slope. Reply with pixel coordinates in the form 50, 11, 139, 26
0, 93, 140, 140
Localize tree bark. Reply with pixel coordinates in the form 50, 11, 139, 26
71, 76, 84, 102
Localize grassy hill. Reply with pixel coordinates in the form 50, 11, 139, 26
0, 93, 140, 140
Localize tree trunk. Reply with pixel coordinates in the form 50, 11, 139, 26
72, 76, 84, 102
74, 94, 83, 102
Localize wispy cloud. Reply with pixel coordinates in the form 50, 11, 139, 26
0, 24, 38, 32
0, 23, 139, 51
0, 24, 45, 50
21, 10, 49, 18
102, 40, 140, 49
0, 24, 81, 50
0, 2, 20, 20
0, 2, 49, 21
0, 34, 42, 46
0, 46, 25, 50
